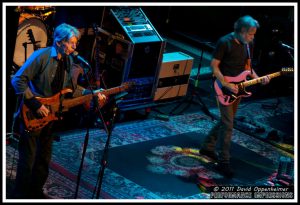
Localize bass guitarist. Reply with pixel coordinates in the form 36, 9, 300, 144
199, 15, 270, 178
10, 23, 107, 199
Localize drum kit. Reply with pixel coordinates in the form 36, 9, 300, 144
13, 6, 56, 70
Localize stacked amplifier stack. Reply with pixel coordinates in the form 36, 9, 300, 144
97, 7, 165, 109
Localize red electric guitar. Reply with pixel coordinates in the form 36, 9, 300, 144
214, 67, 293, 106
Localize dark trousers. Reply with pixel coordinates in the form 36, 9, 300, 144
12, 121, 54, 199
202, 98, 241, 163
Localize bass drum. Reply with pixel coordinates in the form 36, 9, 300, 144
13, 14, 48, 68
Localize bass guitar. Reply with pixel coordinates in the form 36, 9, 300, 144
214, 67, 293, 106
22, 82, 133, 132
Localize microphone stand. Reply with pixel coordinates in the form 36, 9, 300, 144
93, 95, 122, 199
74, 60, 109, 199
169, 45, 215, 120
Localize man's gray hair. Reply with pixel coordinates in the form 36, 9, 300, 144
234, 15, 260, 33
53, 23, 80, 46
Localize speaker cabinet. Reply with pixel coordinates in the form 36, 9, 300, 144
154, 52, 193, 101
93, 28, 133, 89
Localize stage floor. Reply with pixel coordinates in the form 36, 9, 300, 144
6, 95, 294, 200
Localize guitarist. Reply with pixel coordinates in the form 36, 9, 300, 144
10, 23, 107, 199
199, 15, 270, 178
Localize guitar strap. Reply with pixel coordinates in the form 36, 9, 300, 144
233, 35, 253, 74
246, 43, 253, 75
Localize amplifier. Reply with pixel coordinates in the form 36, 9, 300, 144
154, 52, 193, 101
107, 7, 163, 43
100, 7, 165, 109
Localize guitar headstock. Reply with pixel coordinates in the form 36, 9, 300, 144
281, 67, 294, 74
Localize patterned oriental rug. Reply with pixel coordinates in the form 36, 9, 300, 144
5, 97, 294, 200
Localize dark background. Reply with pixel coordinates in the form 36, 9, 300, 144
6, 5, 294, 75
5, 5, 295, 132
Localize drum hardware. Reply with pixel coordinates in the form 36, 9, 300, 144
40, 10, 56, 21
17, 6, 56, 20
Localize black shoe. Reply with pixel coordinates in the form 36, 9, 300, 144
215, 162, 234, 178
199, 149, 218, 161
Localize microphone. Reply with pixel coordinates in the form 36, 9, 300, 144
278, 41, 294, 50
72, 51, 91, 68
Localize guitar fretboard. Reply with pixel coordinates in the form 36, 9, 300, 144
242, 72, 281, 87
62, 85, 128, 109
